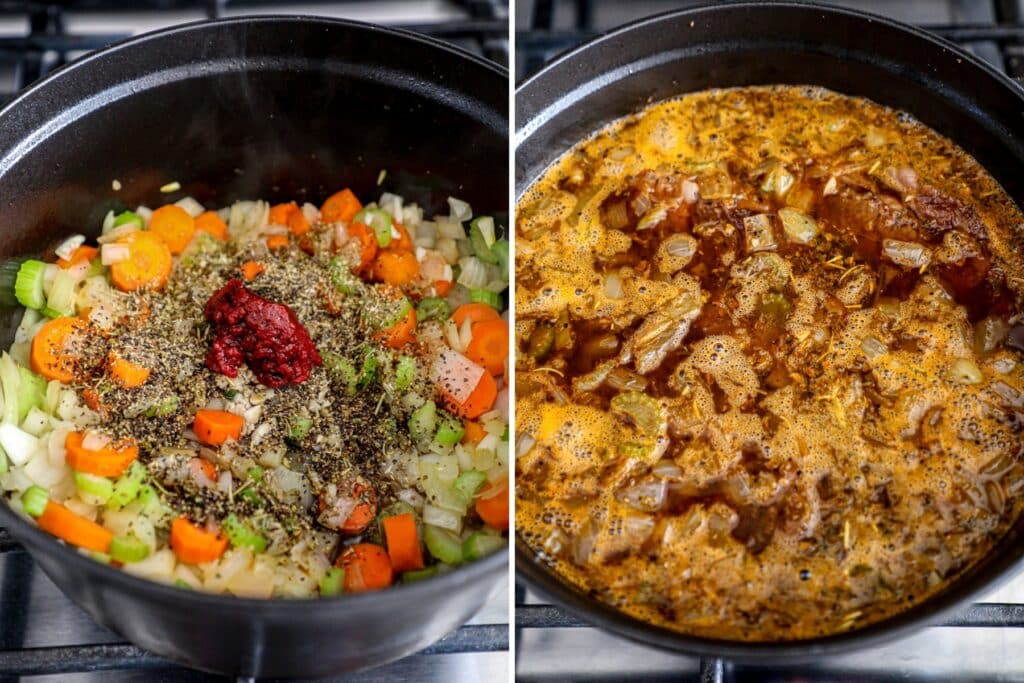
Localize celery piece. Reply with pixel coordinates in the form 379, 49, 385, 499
44, 270, 77, 318
222, 513, 267, 553
17, 367, 45, 423
470, 289, 502, 310
238, 488, 265, 507
86, 258, 104, 278
142, 396, 179, 418
247, 466, 264, 482
174, 578, 192, 590
354, 208, 393, 248
357, 348, 378, 389
74, 471, 114, 505
113, 211, 144, 230
453, 470, 487, 504
378, 296, 412, 331
462, 531, 504, 561
286, 416, 311, 445
319, 567, 345, 596
434, 414, 465, 447
322, 351, 358, 395
469, 217, 498, 264
415, 296, 450, 323
394, 355, 416, 393
0, 258, 26, 307
402, 566, 440, 583
21, 485, 48, 517
109, 534, 150, 563
14, 260, 46, 310
1, 353, 22, 426
408, 400, 437, 444
328, 256, 360, 295
108, 461, 146, 510
492, 238, 509, 274
423, 524, 464, 564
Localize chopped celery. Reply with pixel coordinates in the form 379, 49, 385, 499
86, 258, 104, 278
21, 485, 48, 517
74, 471, 114, 505
174, 578, 192, 590
108, 461, 146, 509
322, 351, 359, 395
394, 355, 416, 392
469, 217, 498, 264
423, 524, 464, 564
328, 256, 360, 294
453, 470, 487, 504
434, 414, 465, 446
0, 258, 26, 307
357, 348, 378, 389
223, 514, 267, 553
409, 400, 437, 444
247, 466, 264, 482
44, 270, 77, 318
137, 485, 173, 526
142, 396, 179, 418
320, 567, 345, 596
17, 367, 45, 423
462, 531, 504, 561
492, 238, 509, 274
112, 210, 144, 230
286, 416, 311, 444
402, 566, 440, 583
378, 296, 412, 330
109, 534, 150, 563
14, 260, 46, 309
239, 488, 265, 507
1, 354, 22, 426
415, 296, 451, 323
470, 289, 502, 310
354, 208, 393, 247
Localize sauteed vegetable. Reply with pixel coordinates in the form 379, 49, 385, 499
516, 86, 1024, 640
0, 184, 509, 596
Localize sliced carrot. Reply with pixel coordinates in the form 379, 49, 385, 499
346, 222, 378, 274
342, 482, 377, 535
148, 205, 196, 255
170, 517, 228, 565
81, 388, 104, 413
195, 211, 228, 241
370, 250, 420, 287
465, 319, 509, 376
65, 431, 139, 477
443, 370, 497, 419
475, 478, 509, 531
240, 261, 265, 281
390, 222, 414, 252
382, 512, 425, 573
193, 457, 217, 481
434, 280, 453, 297
107, 352, 150, 388
375, 305, 416, 349
321, 188, 362, 223
266, 234, 290, 250
269, 202, 311, 236
193, 410, 244, 446
31, 317, 86, 383
337, 543, 394, 592
37, 500, 113, 553
451, 303, 501, 328
462, 420, 487, 445
109, 231, 172, 292
57, 245, 98, 269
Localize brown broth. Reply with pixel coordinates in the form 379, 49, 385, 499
515, 86, 1024, 641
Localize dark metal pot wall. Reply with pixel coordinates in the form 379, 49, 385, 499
0, 16, 507, 678
516, 1, 1024, 662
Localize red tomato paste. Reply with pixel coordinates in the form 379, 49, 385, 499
204, 279, 321, 387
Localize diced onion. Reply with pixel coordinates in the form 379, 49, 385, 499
54, 234, 86, 261
861, 337, 888, 360
681, 179, 700, 203
174, 196, 205, 218
949, 358, 983, 385
882, 239, 931, 269
457, 257, 489, 289
97, 223, 139, 244
778, 208, 819, 244
447, 197, 472, 222
604, 273, 625, 299
423, 503, 462, 532
100, 243, 131, 265
0, 423, 38, 466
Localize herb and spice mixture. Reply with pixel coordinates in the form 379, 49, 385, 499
0, 182, 509, 597
516, 86, 1024, 640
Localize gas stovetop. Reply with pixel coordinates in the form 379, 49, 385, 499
514, 1, 1024, 681
0, 2, 508, 681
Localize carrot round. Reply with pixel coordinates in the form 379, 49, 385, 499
149, 205, 196, 255
342, 482, 377, 535
451, 303, 501, 328
465, 319, 509, 376
195, 211, 228, 241
240, 261, 265, 281
31, 316, 86, 383
269, 202, 310, 236
321, 188, 362, 223
65, 431, 139, 477
337, 543, 394, 592
109, 231, 172, 292
193, 410, 244, 446
390, 222, 414, 252
462, 420, 487, 445
371, 250, 419, 287
266, 234, 290, 250
434, 280, 453, 297
193, 457, 217, 481
108, 352, 150, 388
382, 512, 425, 573
37, 500, 113, 553
170, 517, 228, 565
443, 370, 497, 419
346, 222, 378, 273
58, 244, 98, 269
375, 305, 416, 349
475, 478, 509, 531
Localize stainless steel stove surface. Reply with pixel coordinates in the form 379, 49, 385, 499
514, 1, 1024, 681
0, 2, 509, 681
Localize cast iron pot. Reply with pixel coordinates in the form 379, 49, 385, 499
517, 1, 1024, 662
0, 16, 507, 678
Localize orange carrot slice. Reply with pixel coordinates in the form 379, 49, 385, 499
240, 261, 265, 281
109, 231, 172, 292
37, 500, 113, 553
321, 188, 362, 223
107, 352, 150, 388
465, 319, 509, 376
375, 305, 416, 349
65, 432, 139, 477
337, 543, 394, 592
382, 512, 425, 572
57, 245, 98, 269
346, 222, 378, 274
149, 205, 196, 255
170, 517, 228, 564
462, 420, 487, 445
475, 478, 509, 531
266, 234, 289, 250
451, 303, 500, 328
193, 410, 244, 446
195, 211, 228, 241
370, 250, 420, 288
31, 317, 86, 383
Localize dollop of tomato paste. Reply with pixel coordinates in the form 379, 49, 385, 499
204, 279, 321, 387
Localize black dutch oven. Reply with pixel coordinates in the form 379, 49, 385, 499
516, 1, 1024, 662
0, 16, 507, 678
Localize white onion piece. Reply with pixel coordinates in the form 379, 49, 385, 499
516, 433, 536, 458
0, 424, 37, 466
97, 223, 139, 244
334, 223, 350, 248
778, 208, 819, 244
175, 196, 205, 218
82, 430, 111, 451
882, 239, 931, 269
100, 243, 131, 265
651, 459, 683, 480
54, 234, 86, 261
423, 503, 462, 532
397, 487, 425, 510
447, 197, 472, 222
681, 179, 700, 203
617, 479, 667, 512
189, 458, 217, 489
43, 263, 58, 290
604, 273, 625, 299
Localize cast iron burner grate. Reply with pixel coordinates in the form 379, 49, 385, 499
514, 1, 1024, 681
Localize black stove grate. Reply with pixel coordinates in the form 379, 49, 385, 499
515, 1, 1024, 681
